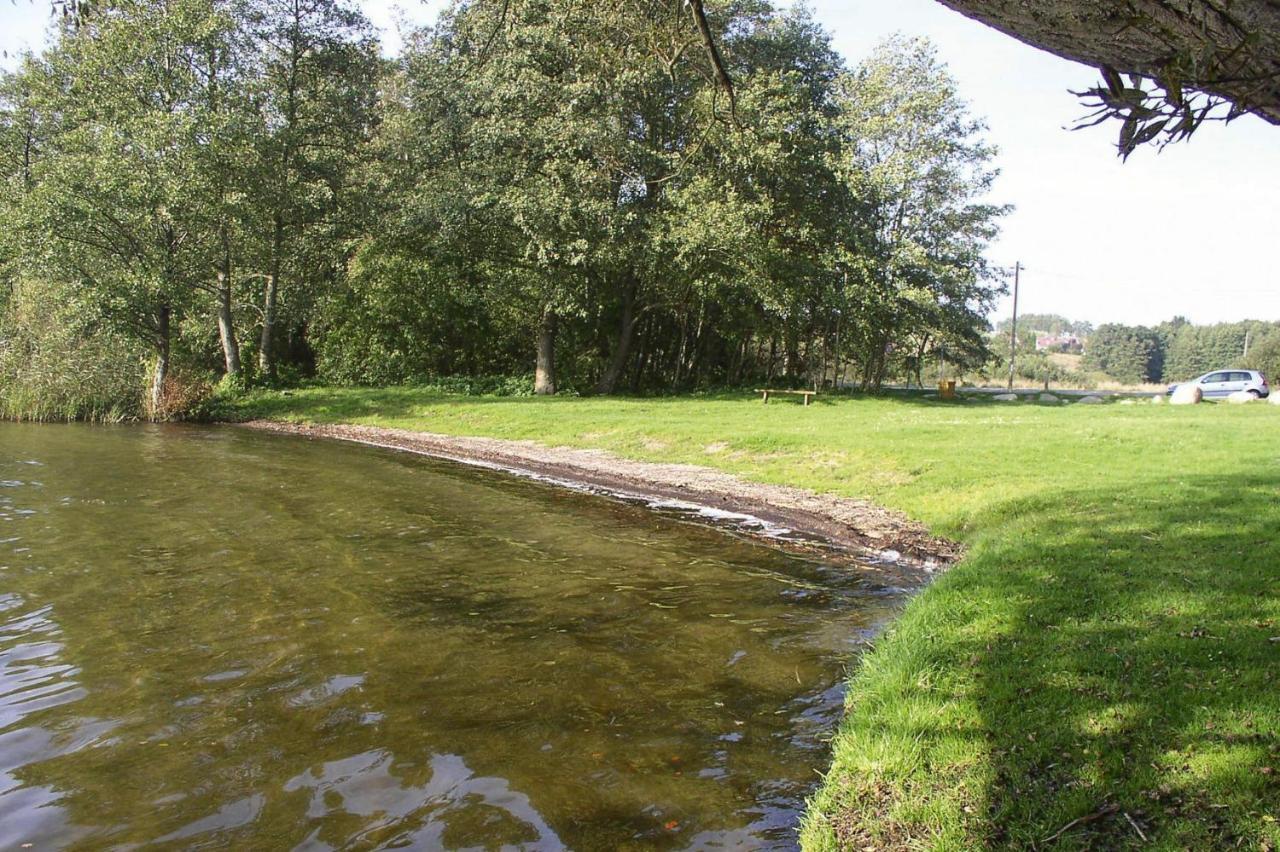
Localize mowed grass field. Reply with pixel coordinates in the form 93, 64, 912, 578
226, 388, 1280, 849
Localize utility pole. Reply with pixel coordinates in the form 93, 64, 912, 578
1007, 261, 1022, 391
1244, 329, 1252, 360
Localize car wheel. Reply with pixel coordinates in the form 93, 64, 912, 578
1249, 390, 1261, 398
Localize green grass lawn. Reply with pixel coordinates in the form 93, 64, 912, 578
224, 387, 1280, 849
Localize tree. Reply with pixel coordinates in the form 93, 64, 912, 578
246, 0, 379, 379
996, 314, 1091, 338
361, 0, 849, 395
15, 0, 239, 416
1160, 319, 1280, 382
1084, 323, 1163, 384
309, 9, 1006, 396
190, 1, 259, 380
1244, 335, 1280, 385
6, 0, 379, 411
833, 37, 1006, 389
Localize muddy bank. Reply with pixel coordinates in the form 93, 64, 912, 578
239, 420, 962, 581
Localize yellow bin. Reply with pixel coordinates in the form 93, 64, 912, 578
938, 380, 957, 400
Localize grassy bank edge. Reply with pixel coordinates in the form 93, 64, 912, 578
218, 387, 1280, 850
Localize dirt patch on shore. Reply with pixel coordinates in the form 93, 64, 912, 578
240, 420, 962, 577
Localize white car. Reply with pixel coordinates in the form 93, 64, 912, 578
1167, 369, 1270, 399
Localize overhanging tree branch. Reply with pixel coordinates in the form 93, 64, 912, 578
686, 0, 736, 123
936, 0, 1280, 154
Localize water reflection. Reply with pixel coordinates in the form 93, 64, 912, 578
0, 595, 105, 845
0, 423, 906, 849
284, 751, 566, 849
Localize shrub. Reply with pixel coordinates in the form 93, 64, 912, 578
409, 374, 536, 397
0, 278, 148, 421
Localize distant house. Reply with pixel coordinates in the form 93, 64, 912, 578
1035, 334, 1084, 353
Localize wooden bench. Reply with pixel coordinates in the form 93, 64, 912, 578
756, 389, 816, 406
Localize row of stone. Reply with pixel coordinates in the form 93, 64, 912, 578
990, 392, 1103, 404
987, 387, 1280, 406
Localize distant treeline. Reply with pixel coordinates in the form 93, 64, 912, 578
1084, 319, 1280, 385
0, 0, 1007, 420
996, 313, 1093, 338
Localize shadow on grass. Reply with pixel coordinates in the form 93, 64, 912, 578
817, 470, 1279, 849
223, 386, 529, 422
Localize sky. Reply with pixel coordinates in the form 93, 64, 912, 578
2, 0, 1277, 326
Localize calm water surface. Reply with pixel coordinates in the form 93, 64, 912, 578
0, 423, 906, 850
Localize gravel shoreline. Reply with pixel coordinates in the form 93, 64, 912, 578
239, 419, 962, 580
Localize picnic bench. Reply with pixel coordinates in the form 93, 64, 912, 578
756, 388, 817, 406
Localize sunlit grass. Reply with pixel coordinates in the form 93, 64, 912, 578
225, 387, 1280, 848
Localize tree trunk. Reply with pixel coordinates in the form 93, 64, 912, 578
871, 341, 889, 391
914, 334, 930, 388
937, 0, 1280, 125
646, 335, 664, 387
832, 318, 842, 390
673, 308, 690, 387
785, 330, 801, 381
258, 215, 283, 378
595, 279, 637, 395
535, 305, 557, 395
629, 315, 651, 393
216, 230, 241, 379
730, 332, 751, 386
149, 303, 171, 421
689, 300, 708, 386
21, 112, 34, 189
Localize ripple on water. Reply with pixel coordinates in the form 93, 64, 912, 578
0, 597, 115, 845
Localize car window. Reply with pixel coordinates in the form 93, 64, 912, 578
1202, 372, 1227, 383
1234, 372, 1253, 382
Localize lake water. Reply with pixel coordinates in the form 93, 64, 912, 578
0, 423, 906, 849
